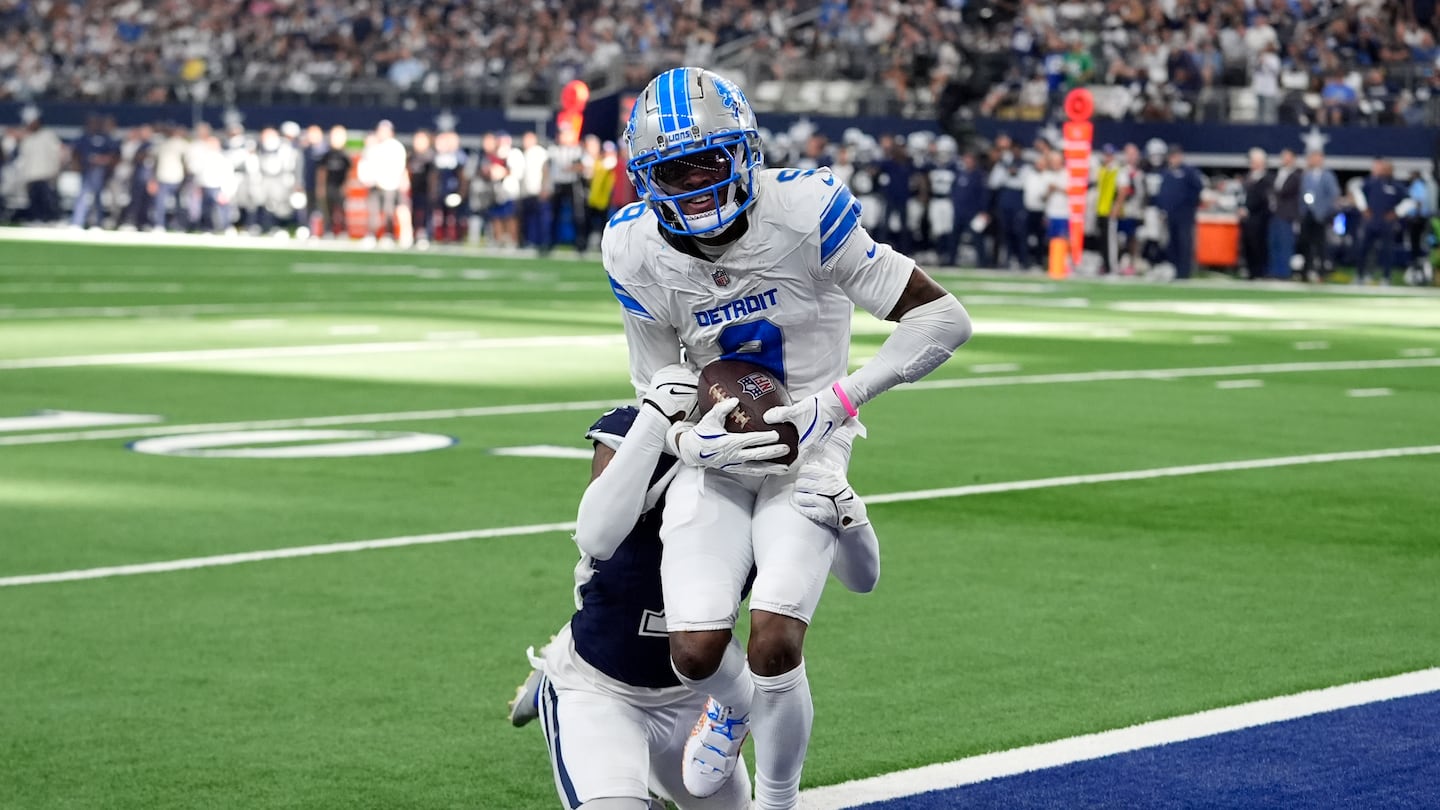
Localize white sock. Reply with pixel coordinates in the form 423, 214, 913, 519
750, 660, 813, 810
673, 638, 754, 717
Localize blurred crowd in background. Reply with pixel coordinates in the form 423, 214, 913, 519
4, 0, 1440, 126
0, 112, 642, 252
3, 113, 1434, 285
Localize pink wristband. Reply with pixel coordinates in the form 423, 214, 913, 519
832, 382, 858, 418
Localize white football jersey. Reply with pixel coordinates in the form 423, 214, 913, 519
602, 167, 915, 399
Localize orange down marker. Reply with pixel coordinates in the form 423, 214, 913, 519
1055, 89, 1095, 279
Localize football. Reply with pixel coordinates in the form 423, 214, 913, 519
696, 359, 799, 466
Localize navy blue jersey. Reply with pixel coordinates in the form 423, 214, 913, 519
434, 148, 468, 196
954, 166, 990, 215
927, 161, 960, 200
74, 133, 119, 170
304, 142, 327, 195
1156, 164, 1204, 218
1363, 176, 1405, 219
878, 157, 914, 207
569, 406, 682, 689
570, 406, 754, 688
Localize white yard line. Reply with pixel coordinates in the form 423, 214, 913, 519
0, 334, 626, 370
1215, 379, 1264, 389
798, 667, 1440, 809
4, 442, 1437, 588
0, 523, 579, 587
0, 399, 627, 447
1346, 388, 1394, 398
4, 357, 1437, 447
862, 444, 1440, 506
1399, 347, 1436, 357
0, 299, 507, 319
905, 356, 1440, 392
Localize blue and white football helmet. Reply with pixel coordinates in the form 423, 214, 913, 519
625, 67, 764, 237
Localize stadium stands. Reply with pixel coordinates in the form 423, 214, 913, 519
1, 0, 1436, 285
3, 0, 1437, 126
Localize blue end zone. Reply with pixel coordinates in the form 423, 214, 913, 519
856, 691, 1440, 809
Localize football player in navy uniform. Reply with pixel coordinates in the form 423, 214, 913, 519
509, 365, 881, 810
255, 127, 300, 234
1356, 158, 1405, 285
433, 131, 468, 243
70, 115, 120, 229
877, 136, 916, 254
315, 126, 351, 238
925, 135, 962, 267
953, 150, 991, 267
407, 130, 438, 245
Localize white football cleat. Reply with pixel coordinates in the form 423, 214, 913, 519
507, 667, 543, 727
507, 645, 548, 727
682, 697, 749, 798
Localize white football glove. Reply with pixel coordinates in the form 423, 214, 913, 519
665, 397, 790, 477
642, 364, 699, 423
765, 385, 853, 468
792, 456, 869, 530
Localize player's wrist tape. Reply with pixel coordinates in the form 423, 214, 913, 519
832, 382, 858, 418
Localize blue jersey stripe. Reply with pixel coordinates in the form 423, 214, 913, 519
821, 204, 861, 264
546, 683, 583, 809
820, 186, 856, 236
608, 275, 655, 320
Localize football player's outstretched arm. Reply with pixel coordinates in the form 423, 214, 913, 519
768, 203, 972, 463
574, 365, 696, 560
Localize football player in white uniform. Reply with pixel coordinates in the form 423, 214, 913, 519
602, 68, 972, 809
509, 366, 881, 810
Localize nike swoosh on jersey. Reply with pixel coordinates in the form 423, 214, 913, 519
866, 245, 877, 259
821, 175, 835, 186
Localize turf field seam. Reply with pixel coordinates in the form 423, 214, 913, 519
4, 442, 1438, 587
3, 357, 1437, 448
798, 667, 1440, 808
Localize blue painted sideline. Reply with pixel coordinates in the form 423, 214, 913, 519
854, 691, 1440, 809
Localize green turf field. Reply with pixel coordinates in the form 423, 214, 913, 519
1, 238, 1437, 809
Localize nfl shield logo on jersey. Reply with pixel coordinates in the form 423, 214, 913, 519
711, 267, 730, 287
738, 373, 776, 400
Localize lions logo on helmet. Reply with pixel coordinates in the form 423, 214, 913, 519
625, 67, 765, 238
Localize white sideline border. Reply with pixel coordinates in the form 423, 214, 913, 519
3, 357, 1438, 448
798, 667, 1440, 809
3, 442, 1437, 587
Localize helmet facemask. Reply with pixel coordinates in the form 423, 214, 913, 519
630, 131, 758, 238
